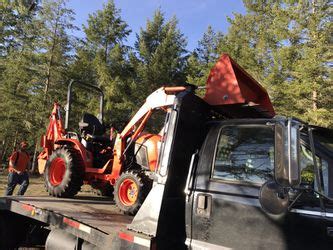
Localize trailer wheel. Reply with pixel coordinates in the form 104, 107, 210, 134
44, 148, 84, 198
114, 171, 152, 215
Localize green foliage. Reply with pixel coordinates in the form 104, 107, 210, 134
0, 0, 76, 161
134, 9, 188, 95
71, 0, 134, 129
216, 0, 332, 127
186, 26, 225, 87
84, 0, 130, 60
0, 0, 39, 56
0, 1, 41, 156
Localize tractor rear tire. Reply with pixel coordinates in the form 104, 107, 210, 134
114, 171, 152, 215
44, 148, 84, 198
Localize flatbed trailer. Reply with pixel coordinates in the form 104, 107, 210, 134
0, 195, 142, 249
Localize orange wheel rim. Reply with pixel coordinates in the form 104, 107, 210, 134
119, 178, 138, 206
49, 157, 66, 186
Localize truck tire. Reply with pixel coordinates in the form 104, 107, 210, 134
114, 171, 152, 215
44, 148, 84, 198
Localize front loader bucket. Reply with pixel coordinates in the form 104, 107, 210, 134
204, 54, 275, 118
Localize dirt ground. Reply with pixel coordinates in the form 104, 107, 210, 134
0, 168, 93, 197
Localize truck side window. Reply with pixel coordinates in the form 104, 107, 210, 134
212, 125, 274, 184
300, 146, 329, 197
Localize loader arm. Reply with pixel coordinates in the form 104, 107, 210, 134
110, 86, 187, 182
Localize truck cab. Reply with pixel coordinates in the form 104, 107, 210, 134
185, 118, 333, 249
124, 90, 333, 250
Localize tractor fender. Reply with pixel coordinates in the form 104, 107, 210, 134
55, 138, 93, 169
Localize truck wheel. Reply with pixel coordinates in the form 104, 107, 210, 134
44, 148, 84, 198
114, 171, 152, 215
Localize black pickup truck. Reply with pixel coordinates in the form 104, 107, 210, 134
1, 90, 333, 249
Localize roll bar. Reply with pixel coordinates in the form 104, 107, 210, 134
65, 80, 104, 130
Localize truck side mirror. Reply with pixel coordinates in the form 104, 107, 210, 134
259, 180, 289, 215
274, 119, 301, 187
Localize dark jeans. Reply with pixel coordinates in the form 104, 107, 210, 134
5, 171, 29, 196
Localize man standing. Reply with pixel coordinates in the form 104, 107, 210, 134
5, 141, 31, 196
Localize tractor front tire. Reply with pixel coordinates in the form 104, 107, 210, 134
44, 148, 84, 198
114, 171, 152, 215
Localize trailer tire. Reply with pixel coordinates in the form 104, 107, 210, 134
44, 148, 84, 198
114, 171, 152, 215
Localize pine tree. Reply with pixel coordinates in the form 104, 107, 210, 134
73, 0, 132, 128
0, 0, 77, 164
0, 0, 39, 56
218, 0, 332, 127
0, 1, 40, 161
290, 0, 332, 127
36, 0, 77, 103
134, 9, 188, 96
83, 0, 130, 65
186, 26, 225, 86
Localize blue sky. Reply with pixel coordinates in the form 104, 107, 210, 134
67, 0, 246, 51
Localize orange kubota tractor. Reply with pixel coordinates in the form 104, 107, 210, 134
38, 53, 276, 215
38, 80, 187, 214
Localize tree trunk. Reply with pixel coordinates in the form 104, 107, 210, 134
13, 130, 19, 152
44, 35, 57, 101
312, 90, 317, 111
1, 143, 8, 164
44, 6, 60, 102
0, 139, 5, 168
311, 1, 318, 113
31, 138, 39, 174
104, 42, 108, 64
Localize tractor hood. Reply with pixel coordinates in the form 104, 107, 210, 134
203, 54, 275, 118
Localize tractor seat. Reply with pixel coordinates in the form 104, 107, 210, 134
79, 113, 105, 136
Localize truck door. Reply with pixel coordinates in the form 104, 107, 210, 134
293, 135, 333, 246
186, 120, 332, 250
186, 120, 281, 249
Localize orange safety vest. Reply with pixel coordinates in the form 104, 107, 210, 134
9, 150, 30, 172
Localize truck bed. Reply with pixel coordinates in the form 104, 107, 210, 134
0, 195, 133, 247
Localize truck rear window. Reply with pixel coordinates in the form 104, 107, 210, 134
301, 145, 330, 198
212, 125, 274, 184
314, 133, 333, 154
